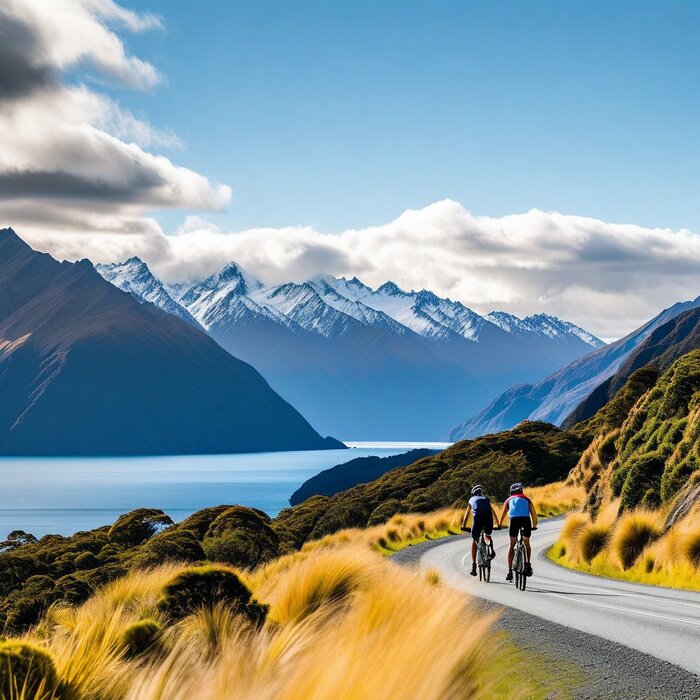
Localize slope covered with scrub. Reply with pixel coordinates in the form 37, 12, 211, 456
568, 350, 700, 516
274, 422, 585, 549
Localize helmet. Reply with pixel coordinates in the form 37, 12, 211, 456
510, 482, 523, 494
471, 485, 483, 496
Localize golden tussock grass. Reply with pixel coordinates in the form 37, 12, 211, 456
528, 482, 585, 518
552, 504, 700, 590
11, 544, 522, 700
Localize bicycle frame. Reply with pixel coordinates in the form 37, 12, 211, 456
513, 528, 527, 591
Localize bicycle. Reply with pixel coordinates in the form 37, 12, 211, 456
512, 526, 537, 591
513, 527, 527, 590
461, 526, 497, 583
475, 529, 492, 582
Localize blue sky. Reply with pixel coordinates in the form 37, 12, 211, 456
3, 0, 700, 339
122, 0, 700, 233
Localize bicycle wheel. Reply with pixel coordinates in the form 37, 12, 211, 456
519, 566, 527, 590
484, 562, 491, 583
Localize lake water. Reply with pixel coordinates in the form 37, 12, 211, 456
0, 442, 449, 539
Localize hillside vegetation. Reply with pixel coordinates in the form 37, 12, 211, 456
568, 351, 700, 516
552, 350, 700, 589
275, 421, 585, 550
0, 517, 581, 700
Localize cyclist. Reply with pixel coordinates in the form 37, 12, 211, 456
460, 485, 499, 577
498, 482, 538, 581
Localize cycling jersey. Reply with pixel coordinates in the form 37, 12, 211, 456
505, 493, 531, 518
468, 494, 491, 513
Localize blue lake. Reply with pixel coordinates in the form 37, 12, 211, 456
0, 442, 449, 538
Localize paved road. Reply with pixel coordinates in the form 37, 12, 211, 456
420, 518, 700, 676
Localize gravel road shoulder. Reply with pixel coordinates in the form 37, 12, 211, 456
393, 537, 700, 700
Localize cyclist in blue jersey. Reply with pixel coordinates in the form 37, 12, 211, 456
460, 485, 500, 577
498, 483, 538, 581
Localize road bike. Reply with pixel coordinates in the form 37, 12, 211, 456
475, 529, 492, 582
513, 527, 527, 590
512, 526, 536, 591
461, 526, 497, 583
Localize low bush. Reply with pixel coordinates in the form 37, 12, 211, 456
157, 567, 267, 627
0, 640, 58, 698
121, 618, 162, 659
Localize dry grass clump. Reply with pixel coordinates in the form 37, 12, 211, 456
551, 503, 700, 590
680, 525, 700, 568
557, 512, 590, 560
611, 510, 662, 569
577, 522, 611, 563
6, 542, 508, 700
253, 546, 376, 624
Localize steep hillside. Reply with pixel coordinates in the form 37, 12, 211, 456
0, 228, 341, 455
567, 351, 700, 515
563, 307, 700, 426
274, 422, 584, 549
451, 296, 700, 440
288, 448, 438, 505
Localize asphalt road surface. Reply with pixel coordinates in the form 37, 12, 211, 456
419, 517, 700, 677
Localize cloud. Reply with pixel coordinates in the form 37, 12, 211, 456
21, 201, 700, 339
0, 0, 230, 236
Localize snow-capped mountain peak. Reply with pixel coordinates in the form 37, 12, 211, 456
95, 258, 200, 328
485, 311, 524, 333
376, 281, 408, 297
484, 311, 604, 348
524, 313, 605, 348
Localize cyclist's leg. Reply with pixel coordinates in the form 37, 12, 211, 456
523, 537, 531, 562
471, 538, 477, 563
507, 537, 516, 569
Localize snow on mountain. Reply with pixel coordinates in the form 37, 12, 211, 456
180, 262, 264, 329
307, 277, 409, 335
95, 258, 200, 328
98, 258, 604, 350
485, 311, 604, 348
251, 282, 364, 337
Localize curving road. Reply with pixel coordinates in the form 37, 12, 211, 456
419, 518, 700, 676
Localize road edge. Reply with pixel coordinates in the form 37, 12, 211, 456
393, 537, 700, 700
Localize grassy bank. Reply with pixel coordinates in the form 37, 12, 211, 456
0, 537, 581, 699
550, 501, 700, 591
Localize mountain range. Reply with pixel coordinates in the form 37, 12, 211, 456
96, 257, 604, 439
450, 295, 700, 440
0, 228, 342, 455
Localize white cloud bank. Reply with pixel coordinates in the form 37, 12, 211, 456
21, 201, 700, 340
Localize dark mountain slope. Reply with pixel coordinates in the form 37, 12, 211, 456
289, 448, 438, 506
563, 307, 700, 427
0, 228, 341, 455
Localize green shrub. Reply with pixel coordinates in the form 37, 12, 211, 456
0, 576, 55, 635
203, 507, 279, 568
128, 530, 204, 569
0, 641, 58, 698
367, 500, 404, 526
108, 509, 174, 547
157, 566, 267, 626
121, 618, 162, 659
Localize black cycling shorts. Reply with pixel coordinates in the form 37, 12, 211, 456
509, 516, 532, 538
472, 511, 493, 541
